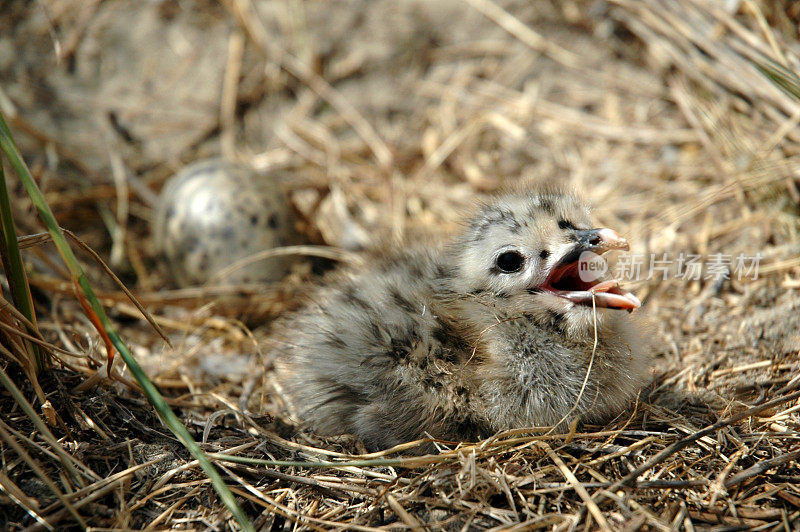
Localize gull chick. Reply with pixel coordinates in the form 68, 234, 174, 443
273, 191, 648, 450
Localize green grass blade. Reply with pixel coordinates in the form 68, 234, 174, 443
755, 58, 800, 101
0, 159, 44, 372
0, 112, 254, 532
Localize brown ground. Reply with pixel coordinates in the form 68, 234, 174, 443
2, 0, 800, 530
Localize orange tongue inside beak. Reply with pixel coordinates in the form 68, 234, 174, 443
542, 228, 641, 311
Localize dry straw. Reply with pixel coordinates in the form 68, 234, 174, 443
1, 0, 799, 529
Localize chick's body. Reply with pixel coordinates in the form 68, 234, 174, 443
275, 191, 648, 450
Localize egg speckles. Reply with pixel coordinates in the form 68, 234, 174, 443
154, 159, 298, 287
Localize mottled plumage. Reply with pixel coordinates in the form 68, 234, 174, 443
273, 191, 648, 450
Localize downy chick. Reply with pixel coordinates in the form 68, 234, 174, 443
273, 190, 648, 450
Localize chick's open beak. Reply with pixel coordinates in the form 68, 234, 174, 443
541, 227, 641, 311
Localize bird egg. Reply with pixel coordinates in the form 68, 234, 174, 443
153, 159, 298, 287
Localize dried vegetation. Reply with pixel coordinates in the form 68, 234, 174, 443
1, 0, 800, 529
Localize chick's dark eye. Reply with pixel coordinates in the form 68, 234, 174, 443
496, 251, 525, 273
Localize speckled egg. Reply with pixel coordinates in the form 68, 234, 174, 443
154, 159, 299, 287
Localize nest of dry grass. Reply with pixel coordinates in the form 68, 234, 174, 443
1, 0, 800, 529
